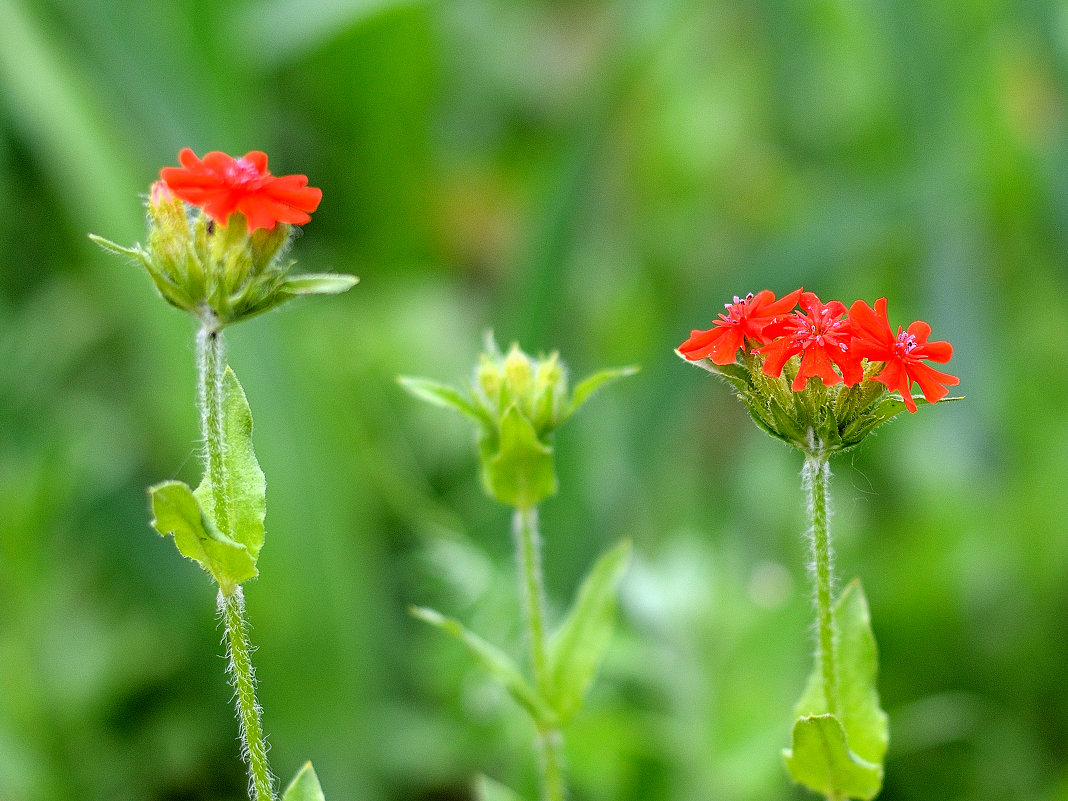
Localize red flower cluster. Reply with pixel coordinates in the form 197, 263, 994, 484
160, 148, 322, 232
680, 289, 959, 411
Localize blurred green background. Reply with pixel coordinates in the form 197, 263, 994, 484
0, 0, 1065, 799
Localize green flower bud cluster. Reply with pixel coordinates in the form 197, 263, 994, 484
90, 185, 356, 330
402, 336, 637, 508
695, 353, 948, 457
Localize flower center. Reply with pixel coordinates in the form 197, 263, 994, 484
894, 331, 918, 357
225, 158, 263, 187
723, 292, 756, 323
796, 312, 849, 352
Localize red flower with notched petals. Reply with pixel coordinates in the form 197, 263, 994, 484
678, 288, 802, 365
848, 298, 959, 412
758, 292, 863, 391
160, 148, 322, 232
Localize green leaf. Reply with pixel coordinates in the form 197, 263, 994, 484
194, 367, 266, 563
282, 762, 326, 801
411, 605, 557, 726
281, 273, 360, 296
87, 233, 142, 260
546, 539, 631, 722
398, 376, 491, 426
474, 775, 526, 801
784, 579, 888, 799
481, 405, 557, 508
148, 480, 256, 595
565, 365, 639, 420
783, 715, 883, 801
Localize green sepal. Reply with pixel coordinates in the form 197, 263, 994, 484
475, 775, 526, 801
282, 761, 326, 801
783, 715, 883, 801
193, 367, 266, 565
411, 606, 558, 726
546, 539, 631, 722
281, 273, 361, 296
398, 376, 493, 426
564, 365, 640, 421
783, 579, 888, 799
148, 480, 256, 596
89, 234, 195, 313
480, 404, 557, 508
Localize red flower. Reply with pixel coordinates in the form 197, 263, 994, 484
848, 298, 959, 412
160, 148, 322, 232
679, 288, 802, 364
758, 292, 863, 390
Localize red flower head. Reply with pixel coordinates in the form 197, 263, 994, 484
848, 298, 959, 412
678, 288, 802, 365
159, 148, 322, 232
758, 291, 863, 391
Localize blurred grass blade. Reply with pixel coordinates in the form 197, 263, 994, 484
411, 606, 556, 725
546, 539, 631, 722
474, 774, 526, 801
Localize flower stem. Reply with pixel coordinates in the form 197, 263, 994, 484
197, 323, 231, 534
220, 587, 275, 801
197, 323, 274, 800
512, 506, 567, 801
803, 453, 838, 717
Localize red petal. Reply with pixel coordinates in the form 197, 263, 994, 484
760, 338, 797, 378
908, 361, 955, 404
873, 360, 916, 412
848, 299, 893, 346
906, 320, 932, 342
915, 339, 953, 362
708, 328, 745, 364
795, 346, 842, 391
242, 151, 269, 173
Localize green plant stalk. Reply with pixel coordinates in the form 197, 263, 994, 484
197, 324, 275, 801
198, 324, 231, 534
220, 587, 275, 801
512, 506, 567, 801
803, 452, 838, 718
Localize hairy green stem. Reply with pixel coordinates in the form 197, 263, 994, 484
197, 323, 274, 800
512, 506, 566, 801
803, 452, 838, 717
220, 588, 275, 801
197, 324, 231, 534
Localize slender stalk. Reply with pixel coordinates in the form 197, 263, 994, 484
197, 323, 231, 534
803, 452, 838, 717
197, 323, 275, 801
512, 506, 567, 801
220, 587, 275, 801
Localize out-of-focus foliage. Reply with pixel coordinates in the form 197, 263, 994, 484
0, 0, 1065, 800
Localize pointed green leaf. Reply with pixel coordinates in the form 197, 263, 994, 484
783, 715, 883, 801
411, 605, 557, 726
482, 405, 556, 508
194, 367, 266, 563
88, 233, 142, 260
148, 480, 255, 595
565, 365, 639, 419
282, 762, 326, 801
546, 539, 631, 722
794, 580, 888, 764
282, 273, 360, 296
398, 376, 491, 426
786, 580, 888, 798
474, 775, 526, 801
